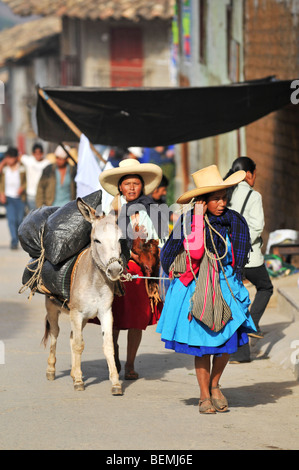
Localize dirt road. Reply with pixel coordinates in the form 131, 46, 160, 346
0, 218, 298, 451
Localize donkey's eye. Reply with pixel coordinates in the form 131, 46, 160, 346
94, 239, 101, 244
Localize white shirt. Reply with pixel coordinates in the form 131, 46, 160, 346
21, 155, 50, 197
4, 166, 21, 198
229, 181, 265, 268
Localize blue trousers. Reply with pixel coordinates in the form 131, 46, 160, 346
6, 197, 25, 248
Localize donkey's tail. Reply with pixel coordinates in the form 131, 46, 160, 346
41, 319, 50, 348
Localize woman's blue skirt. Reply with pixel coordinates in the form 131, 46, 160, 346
156, 260, 256, 357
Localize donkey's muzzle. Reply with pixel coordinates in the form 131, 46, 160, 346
106, 261, 123, 281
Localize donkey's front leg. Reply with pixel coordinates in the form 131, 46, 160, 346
100, 309, 123, 396
70, 311, 86, 391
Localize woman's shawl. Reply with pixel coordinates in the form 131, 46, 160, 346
160, 207, 251, 281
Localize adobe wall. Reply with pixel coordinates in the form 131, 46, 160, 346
244, 0, 299, 246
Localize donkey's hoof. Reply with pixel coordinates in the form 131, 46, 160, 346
46, 371, 55, 381
74, 382, 85, 391
111, 384, 123, 396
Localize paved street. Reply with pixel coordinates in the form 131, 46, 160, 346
0, 216, 299, 451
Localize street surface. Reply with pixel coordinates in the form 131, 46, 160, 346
0, 217, 299, 451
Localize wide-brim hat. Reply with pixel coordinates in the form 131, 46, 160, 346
99, 158, 163, 196
177, 165, 246, 204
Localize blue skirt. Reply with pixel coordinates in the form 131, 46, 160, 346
156, 250, 256, 357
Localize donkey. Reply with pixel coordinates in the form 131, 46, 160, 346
43, 198, 124, 394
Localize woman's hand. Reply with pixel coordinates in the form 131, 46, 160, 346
0, 192, 6, 204
132, 223, 148, 239
194, 199, 207, 216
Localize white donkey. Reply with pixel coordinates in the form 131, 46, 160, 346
43, 198, 124, 394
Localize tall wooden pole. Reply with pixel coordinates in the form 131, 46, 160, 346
37, 87, 107, 164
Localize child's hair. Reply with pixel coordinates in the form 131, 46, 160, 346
32, 143, 44, 153
224, 156, 256, 205
5, 146, 18, 158
226, 156, 256, 177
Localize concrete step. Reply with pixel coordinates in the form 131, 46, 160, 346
250, 273, 299, 380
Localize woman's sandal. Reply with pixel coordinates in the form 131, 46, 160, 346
124, 369, 139, 380
210, 385, 228, 412
198, 398, 216, 414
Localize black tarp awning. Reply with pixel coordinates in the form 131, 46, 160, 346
36, 77, 295, 147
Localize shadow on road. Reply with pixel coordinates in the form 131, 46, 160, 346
182, 378, 299, 408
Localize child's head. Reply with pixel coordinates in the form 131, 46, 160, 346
230, 157, 256, 187
5, 147, 18, 166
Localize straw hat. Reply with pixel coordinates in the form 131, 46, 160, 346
177, 165, 246, 204
99, 159, 163, 196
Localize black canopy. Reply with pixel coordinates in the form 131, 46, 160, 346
36, 77, 295, 147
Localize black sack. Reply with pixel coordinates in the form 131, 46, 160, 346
18, 206, 59, 258
22, 252, 81, 301
43, 190, 102, 265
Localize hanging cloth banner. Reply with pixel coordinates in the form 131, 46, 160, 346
36, 77, 295, 147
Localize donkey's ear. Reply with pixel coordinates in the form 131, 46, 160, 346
77, 197, 96, 223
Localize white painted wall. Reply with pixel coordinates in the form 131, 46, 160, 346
176, 0, 246, 194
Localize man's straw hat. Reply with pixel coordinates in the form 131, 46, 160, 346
99, 159, 162, 196
177, 165, 246, 204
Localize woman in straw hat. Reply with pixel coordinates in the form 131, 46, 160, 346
99, 159, 168, 380
156, 165, 256, 413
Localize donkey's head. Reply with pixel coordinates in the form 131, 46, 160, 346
77, 198, 124, 281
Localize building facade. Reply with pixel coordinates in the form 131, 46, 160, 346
173, 0, 245, 195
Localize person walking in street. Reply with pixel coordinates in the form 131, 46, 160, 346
0, 146, 26, 249
225, 157, 273, 363
20, 142, 50, 211
99, 159, 168, 380
157, 165, 256, 414
141, 146, 176, 205
36, 145, 76, 208
149, 174, 169, 205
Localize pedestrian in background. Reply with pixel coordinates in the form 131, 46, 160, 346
149, 174, 169, 205
0, 146, 26, 249
20, 142, 50, 211
225, 157, 273, 364
36, 145, 76, 208
141, 146, 175, 205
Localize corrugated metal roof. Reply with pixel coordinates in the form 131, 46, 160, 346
2, 0, 174, 20
0, 16, 61, 67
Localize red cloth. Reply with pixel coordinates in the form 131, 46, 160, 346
179, 214, 204, 286
112, 260, 162, 330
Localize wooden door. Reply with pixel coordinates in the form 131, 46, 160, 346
110, 27, 143, 87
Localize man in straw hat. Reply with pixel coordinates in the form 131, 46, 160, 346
99, 158, 168, 380
157, 165, 256, 413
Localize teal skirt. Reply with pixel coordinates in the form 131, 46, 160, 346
156, 246, 256, 357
